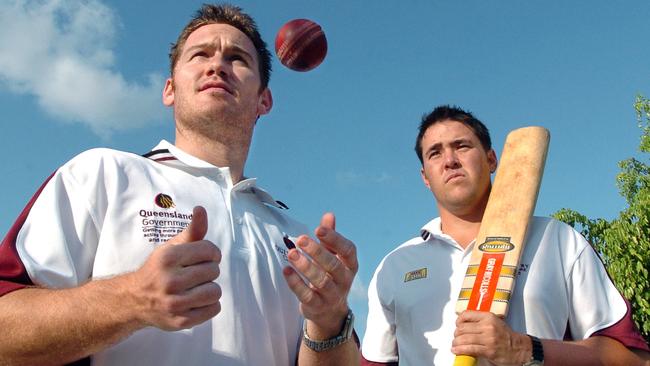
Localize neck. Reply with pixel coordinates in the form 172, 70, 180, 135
438, 201, 487, 249
174, 127, 251, 183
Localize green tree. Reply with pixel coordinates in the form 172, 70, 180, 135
553, 95, 650, 343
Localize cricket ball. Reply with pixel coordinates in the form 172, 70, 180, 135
275, 19, 327, 72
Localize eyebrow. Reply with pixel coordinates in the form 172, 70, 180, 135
424, 138, 474, 155
183, 42, 255, 63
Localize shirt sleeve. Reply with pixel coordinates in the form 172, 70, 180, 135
1, 156, 101, 293
0, 172, 54, 295
361, 261, 399, 363
567, 240, 632, 339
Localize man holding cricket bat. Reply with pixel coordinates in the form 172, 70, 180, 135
360, 105, 649, 365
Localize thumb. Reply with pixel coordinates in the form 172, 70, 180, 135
168, 206, 208, 245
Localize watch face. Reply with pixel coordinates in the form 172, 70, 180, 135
302, 310, 355, 352
343, 311, 355, 337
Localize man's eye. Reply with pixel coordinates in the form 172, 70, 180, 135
229, 54, 247, 63
190, 51, 208, 59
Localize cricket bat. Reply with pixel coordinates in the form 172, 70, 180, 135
453, 126, 550, 366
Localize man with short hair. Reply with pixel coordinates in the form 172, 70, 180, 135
360, 105, 650, 365
0, 4, 359, 366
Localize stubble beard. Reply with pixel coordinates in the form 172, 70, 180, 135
175, 98, 256, 148
448, 183, 491, 218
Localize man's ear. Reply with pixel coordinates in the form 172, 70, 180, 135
162, 78, 174, 106
488, 149, 497, 173
420, 167, 431, 189
256, 88, 273, 117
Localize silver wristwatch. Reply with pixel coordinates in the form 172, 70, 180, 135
522, 335, 544, 366
302, 310, 355, 352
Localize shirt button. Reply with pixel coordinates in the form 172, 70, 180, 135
236, 217, 243, 225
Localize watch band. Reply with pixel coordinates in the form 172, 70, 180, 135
522, 335, 544, 366
302, 310, 354, 352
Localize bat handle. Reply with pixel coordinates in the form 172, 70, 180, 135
453, 355, 477, 366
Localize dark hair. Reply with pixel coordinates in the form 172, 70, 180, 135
415, 105, 492, 164
169, 3, 272, 90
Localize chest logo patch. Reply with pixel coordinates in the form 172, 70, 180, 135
140, 193, 191, 244
154, 193, 175, 209
404, 268, 428, 282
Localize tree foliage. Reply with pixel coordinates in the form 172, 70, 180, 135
553, 95, 650, 343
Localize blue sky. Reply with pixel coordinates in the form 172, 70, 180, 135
1, 0, 649, 340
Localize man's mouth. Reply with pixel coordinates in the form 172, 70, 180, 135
445, 172, 464, 183
199, 80, 233, 95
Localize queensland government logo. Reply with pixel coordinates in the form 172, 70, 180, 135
140, 193, 191, 244
478, 237, 515, 253
154, 193, 175, 208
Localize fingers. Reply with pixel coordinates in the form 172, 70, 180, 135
454, 311, 492, 338
133, 206, 222, 330
167, 206, 208, 245
286, 241, 342, 308
315, 213, 358, 274
163, 260, 221, 293
158, 282, 222, 330
452, 311, 490, 358
282, 213, 360, 334
283, 263, 350, 336
284, 212, 358, 297
452, 311, 522, 363
175, 281, 222, 312
319, 212, 336, 231
455, 310, 503, 335
160, 240, 221, 268
180, 302, 221, 328
282, 266, 321, 307
456, 309, 490, 323
292, 235, 348, 287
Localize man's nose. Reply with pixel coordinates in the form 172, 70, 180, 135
207, 55, 229, 78
443, 150, 460, 169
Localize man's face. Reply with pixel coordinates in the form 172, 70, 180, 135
420, 120, 497, 216
163, 23, 272, 137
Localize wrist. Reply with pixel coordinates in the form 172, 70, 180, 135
302, 309, 354, 352
522, 335, 544, 366
305, 306, 349, 339
113, 272, 148, 328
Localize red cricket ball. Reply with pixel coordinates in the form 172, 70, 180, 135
275, 19, 327, 72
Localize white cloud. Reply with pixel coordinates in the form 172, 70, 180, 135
336, 170, 393, 186
336, 170, 364, 185
0, 0, 165, 136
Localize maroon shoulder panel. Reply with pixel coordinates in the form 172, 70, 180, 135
593, 298, 650, 351
579, 241, 650, 351
360, 354, 398, 366
360, 339, 399, 366
0, 172, 55, 296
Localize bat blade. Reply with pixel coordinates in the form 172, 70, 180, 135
453, 126, 550, 366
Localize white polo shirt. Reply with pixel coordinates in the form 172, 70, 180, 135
6, 140, 308, 366
362, 216, 631, 366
